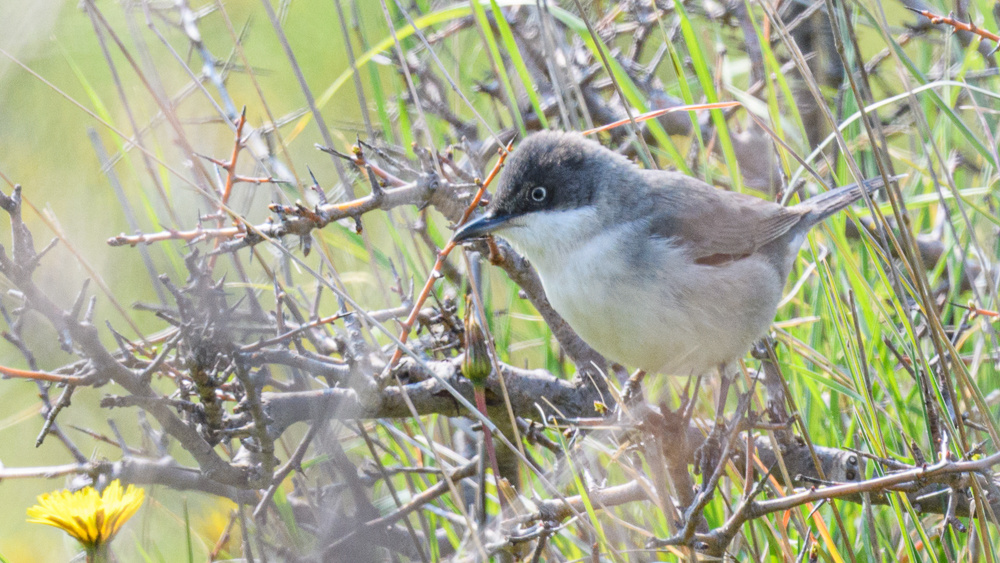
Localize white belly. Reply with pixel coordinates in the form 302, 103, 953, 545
500, 212, 783, 376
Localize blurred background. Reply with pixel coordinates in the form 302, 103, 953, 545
0, 0, 377, 558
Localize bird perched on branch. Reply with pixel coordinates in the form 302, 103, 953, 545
453, 130, 895, 380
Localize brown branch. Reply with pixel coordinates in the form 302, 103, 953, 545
324, 457, 478, 556
507, 435, 1000, 557
317, 143, 407, 187
263, 358, 605, 432
388, 142, 512, 368
108, 178, 423, 248
70, 318, 248, 486
220, 108, 247, 205
252, 422, 319, 519
0, 457, 257, 503
906, 7, 1000, 44
531, 480, 648, 524
0, 363, 91, 385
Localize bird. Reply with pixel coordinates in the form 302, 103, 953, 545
452, 130, 894, 380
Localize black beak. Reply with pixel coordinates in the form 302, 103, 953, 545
452, 212, 513, 243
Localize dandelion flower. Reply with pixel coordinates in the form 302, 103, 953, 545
27, 480, 144, 562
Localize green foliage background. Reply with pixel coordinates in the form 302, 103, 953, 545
0, 0, 374, 559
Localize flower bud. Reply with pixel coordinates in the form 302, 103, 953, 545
461, 295, 492, 387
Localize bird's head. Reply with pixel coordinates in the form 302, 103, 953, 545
453, 131, 634, 250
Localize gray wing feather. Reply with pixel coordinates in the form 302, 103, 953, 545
642, 171, 808, 262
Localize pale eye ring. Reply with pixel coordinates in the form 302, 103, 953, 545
530, 186, 547, 202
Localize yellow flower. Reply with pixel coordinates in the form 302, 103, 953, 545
27, 480, 144, 552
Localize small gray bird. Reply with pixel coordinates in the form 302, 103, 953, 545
453, 130, 892, 378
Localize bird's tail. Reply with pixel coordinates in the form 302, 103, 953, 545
801, 174, 905, 226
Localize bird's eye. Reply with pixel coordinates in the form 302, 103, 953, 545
530, 186, 547, 202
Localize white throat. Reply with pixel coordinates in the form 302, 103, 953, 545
495, 207, 602, 268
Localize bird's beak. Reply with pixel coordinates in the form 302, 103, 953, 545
452, 212, 513, 243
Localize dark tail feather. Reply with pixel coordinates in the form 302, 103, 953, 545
802, 174, 905, 226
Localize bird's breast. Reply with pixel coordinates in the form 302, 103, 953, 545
524, 227, 784, 376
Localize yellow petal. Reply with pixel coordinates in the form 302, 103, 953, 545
26, 480, 145, 548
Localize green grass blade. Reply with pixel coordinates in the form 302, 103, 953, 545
489, 0, 548, 129
470, 0, 526, 135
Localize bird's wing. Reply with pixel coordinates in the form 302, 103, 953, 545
643, 171, 807, 265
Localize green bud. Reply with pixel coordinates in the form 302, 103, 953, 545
461, 295, 492, 388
